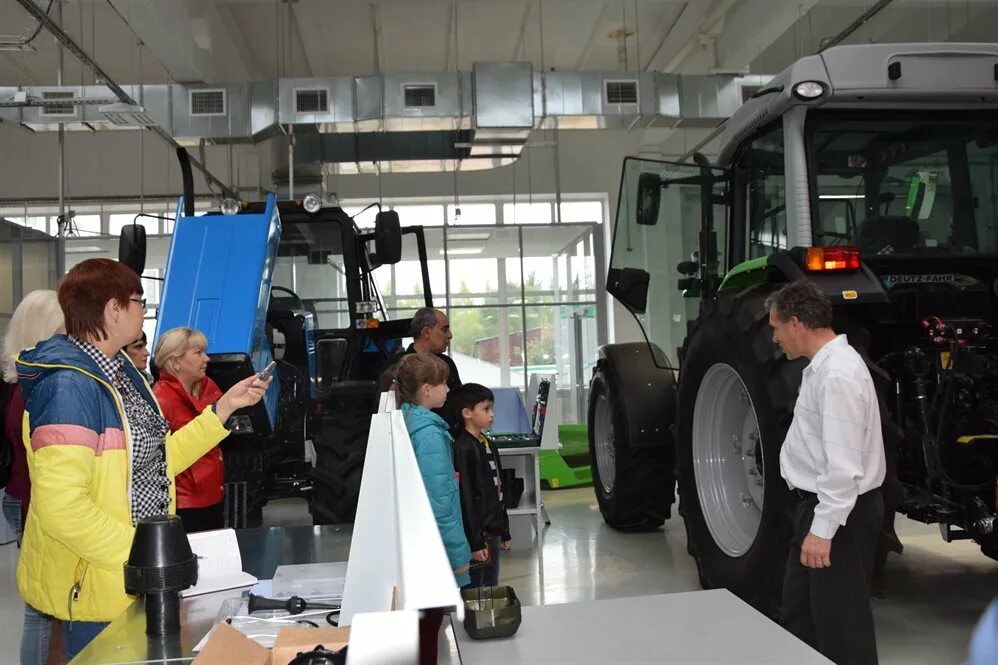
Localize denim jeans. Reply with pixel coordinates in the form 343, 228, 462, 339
21, 605, 53, 665
2, 493, 22, 546
63, 621, 109, 661
467, 535, 502, 589
6, 494, 56, 665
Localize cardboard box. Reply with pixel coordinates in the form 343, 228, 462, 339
270, 627, 350, 665
192, 621, 350, 665
193, 623, 268, 665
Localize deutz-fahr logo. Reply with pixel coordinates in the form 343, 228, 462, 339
882, 274, 956, 288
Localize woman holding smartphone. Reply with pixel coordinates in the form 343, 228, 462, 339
152, 327, 229, 533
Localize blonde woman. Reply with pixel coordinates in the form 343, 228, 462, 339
152, 327, 227, 533
2, 290, 62, 665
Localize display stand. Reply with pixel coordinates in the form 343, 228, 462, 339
339, 392, 464, 626
490, 375, 560, 605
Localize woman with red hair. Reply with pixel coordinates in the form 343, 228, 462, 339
14, 259, 270, 660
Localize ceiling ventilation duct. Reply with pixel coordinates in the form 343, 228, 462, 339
0, 65, 758, 173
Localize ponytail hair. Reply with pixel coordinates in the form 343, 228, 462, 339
394, 353, 449, 405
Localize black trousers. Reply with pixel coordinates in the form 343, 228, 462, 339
176, 503, 225, 533
779, 490, 884, 665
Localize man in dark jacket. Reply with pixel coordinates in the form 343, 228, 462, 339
451, 383, 511, 588
402, 307, 462, 428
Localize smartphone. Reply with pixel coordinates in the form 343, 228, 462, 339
257, 360, 277, 382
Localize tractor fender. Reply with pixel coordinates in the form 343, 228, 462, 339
767, 251, 888, 305
595, 342, 677, 449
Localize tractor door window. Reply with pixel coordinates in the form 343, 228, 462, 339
747, 124, 787, 258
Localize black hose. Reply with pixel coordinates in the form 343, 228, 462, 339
929, 343, 993, 492
176, 148, 195, 217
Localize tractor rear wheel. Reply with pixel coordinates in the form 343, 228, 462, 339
676, 285, 801, 617
676, 283, 904, 615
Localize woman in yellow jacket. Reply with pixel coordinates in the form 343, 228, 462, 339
14, 259, 270, 660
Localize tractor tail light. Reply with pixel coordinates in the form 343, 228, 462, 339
804, 246, 861, 272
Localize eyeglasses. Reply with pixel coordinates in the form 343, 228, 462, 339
129, 297, 147, 310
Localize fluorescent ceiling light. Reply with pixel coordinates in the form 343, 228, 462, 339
447, 232, 491, 241
439, 247, 483, 256
64, 245, 106, 254
819, 194, 864, 199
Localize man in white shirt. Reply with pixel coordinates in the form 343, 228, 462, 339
766, 279, 886, 665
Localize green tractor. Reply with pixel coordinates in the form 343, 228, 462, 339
590, 42, 998, 616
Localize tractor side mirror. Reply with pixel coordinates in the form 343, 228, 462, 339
607, 267, 650, 314
677, 261, 698, 276
371, 210, 402, 267
119, 224, 147, 276
636, 172, 661, 226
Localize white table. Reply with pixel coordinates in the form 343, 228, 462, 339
452, 589, 833, 664
497, 445, 545, 602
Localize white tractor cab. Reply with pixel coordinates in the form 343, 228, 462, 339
593, 43, 998, 615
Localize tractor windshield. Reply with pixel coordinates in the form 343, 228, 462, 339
609, 158, 729, 369
808, 111, 998, 255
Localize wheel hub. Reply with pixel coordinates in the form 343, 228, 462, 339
692, 363, 766, 557
593, 392, 616, 495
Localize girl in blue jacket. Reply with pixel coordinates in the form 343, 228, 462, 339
396, 353, 471, 665
396, 352, 471, 585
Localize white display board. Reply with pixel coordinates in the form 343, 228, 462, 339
345, 609, 419, 665
339, 393, 463, 626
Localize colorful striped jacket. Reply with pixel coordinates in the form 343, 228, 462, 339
15, 335, 229, 622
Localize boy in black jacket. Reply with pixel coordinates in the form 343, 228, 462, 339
451, 383, 511, 588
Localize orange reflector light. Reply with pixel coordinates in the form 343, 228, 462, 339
366, 318, 380, 329
804, 246, 861, 272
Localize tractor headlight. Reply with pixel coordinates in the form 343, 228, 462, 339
793, 81, 826, 100
303, 193, 322, 214
220, 198, 240, 216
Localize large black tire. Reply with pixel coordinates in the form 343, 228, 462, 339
309, 397, 377, 524
588, 366, 673, 531
676, 285, 802, 617
677, 284, 904, 616
222, 444, 268, 528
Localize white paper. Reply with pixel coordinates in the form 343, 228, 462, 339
181, 528, 258, 598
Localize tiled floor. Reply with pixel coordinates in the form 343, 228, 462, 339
0, 488, 993, 664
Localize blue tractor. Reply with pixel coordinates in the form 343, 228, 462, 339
120, 149, 433, 526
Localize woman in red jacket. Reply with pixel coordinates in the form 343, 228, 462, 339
152, 327, 226, 532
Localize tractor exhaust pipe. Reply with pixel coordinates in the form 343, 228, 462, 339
177, 148, 195, 217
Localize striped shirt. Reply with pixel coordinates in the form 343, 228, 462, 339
780, 335, 886, 539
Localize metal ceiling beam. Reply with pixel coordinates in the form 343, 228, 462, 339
642, 2, 689, 71
513, 0, 535, 62
818, 0, 895, 52
445, 0, 456, 70
287, 1, 315, 77
574, 1, 613, 70
212, 0, 262, 79
13, 0, 237, 199
661, 0, 740, 73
